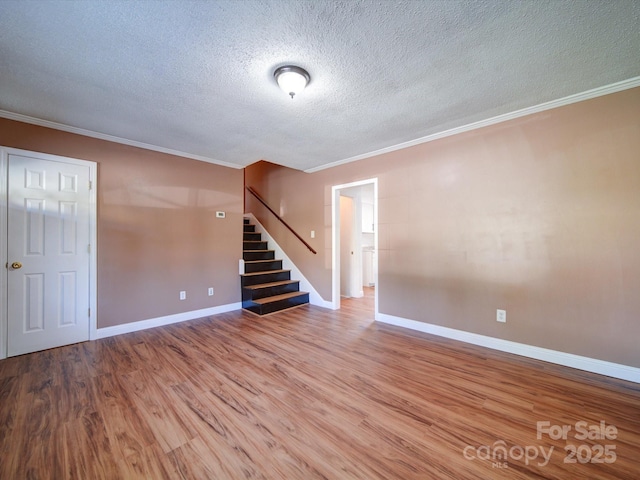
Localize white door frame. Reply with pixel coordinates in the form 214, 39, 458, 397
0, 147, 98, 359
331, 178, 378, 313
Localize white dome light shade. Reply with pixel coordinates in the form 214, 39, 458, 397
274, 66, 310, 99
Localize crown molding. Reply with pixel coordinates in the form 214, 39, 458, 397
0, 110, 243, 169
2, 76, 639, 173
305, 76, 640, 173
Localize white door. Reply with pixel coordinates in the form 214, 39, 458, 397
7, 153, 91, 356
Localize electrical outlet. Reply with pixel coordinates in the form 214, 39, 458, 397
215, 211, 225, 218
311, 230, 315, 239
179, 291, 186, 300
208, 287, 214, 296
497, 309, 506, 323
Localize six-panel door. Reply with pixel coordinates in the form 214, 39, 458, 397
7, 154, 91, 356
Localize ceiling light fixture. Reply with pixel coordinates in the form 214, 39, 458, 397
274, 65, 310, 99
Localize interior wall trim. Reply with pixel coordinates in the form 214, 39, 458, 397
0, 110, 241, 170
3, 78, 638, 175
306, 76, 640, 173
95, 302, 241, 340
376, 312, 640, 384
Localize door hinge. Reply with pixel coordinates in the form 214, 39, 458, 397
88, 244, 91, 254
89, 180, 93, 190
88, 308, 91, 317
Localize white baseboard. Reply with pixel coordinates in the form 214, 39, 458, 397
376, 312, 640, 384
96, 302, 241, 339
244, 214, 335, 310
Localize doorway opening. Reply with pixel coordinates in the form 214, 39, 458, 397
331, 178, 378, 315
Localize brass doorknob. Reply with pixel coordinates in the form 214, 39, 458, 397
11, 262, 22, 269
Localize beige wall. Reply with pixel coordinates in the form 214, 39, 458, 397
246, 87, 640, 368
1, 119, 243, 328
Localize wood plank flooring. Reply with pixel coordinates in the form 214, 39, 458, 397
1, 288, 639, 479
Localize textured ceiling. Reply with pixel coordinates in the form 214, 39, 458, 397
1, 1, 639, 171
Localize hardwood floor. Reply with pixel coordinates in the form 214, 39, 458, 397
1, 288, 639, 479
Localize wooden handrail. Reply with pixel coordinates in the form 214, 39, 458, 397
246, 186, 317, 255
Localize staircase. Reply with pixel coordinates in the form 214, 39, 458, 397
241, 218, 310, 315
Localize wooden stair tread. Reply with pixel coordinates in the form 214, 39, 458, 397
242, 302, 308, 317
241, 269, 289, 277
243, 280, 298, 290
249, 291, 309, 305
244, 259, 280, 264
242, 249, 274, 253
